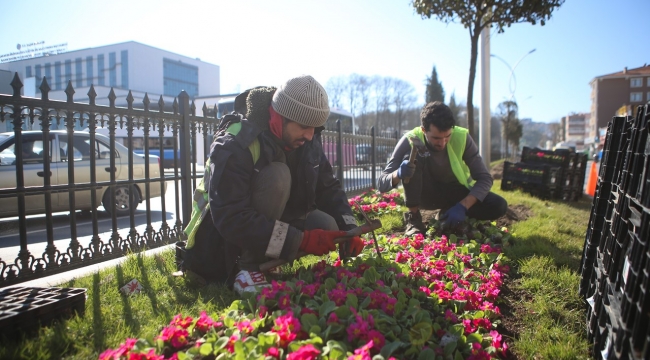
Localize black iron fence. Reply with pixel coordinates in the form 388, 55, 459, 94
0, 73, 397, 287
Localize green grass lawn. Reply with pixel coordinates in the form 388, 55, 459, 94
0, 182, 593, 360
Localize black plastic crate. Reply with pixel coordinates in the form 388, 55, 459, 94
502, 161, 560, 185
0, 287, 86, 338
521, 146, 573, 168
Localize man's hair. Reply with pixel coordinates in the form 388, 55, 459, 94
420, 101, 455, 132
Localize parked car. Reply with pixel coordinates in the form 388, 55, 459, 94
0, 130, 166, 217
356, 144, 393, 166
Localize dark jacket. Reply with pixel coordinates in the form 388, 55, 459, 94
183, 87, 354, 284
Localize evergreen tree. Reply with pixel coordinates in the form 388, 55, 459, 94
448, 92, 461, 122
425, 66, 445, 103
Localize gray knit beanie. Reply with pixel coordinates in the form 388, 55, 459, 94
271, 75, 330, 127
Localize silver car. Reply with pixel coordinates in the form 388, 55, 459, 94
0, 130, 166, 217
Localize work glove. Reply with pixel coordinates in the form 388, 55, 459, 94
300, 229, 345, 256
440, 202, 467, 227
340, 236, 365, 258
397, 159, 415, 179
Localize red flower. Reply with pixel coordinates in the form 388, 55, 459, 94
266, 347, 280, 358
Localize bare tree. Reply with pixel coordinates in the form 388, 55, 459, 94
325, 76, 346, 109
393, 79, 417, 135
355, 75, 373, 131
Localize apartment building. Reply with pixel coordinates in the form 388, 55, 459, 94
590, 64, 650, 131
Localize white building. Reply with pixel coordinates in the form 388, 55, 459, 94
0, 41, 222, 165
0, 41, 220, 107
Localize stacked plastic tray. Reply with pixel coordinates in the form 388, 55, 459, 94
501, 146, 585, 200
0, 287, 86, 338
580, 103, 650, 360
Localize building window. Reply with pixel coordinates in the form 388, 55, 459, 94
647, 77, 650, 87
44, 63, 52, 88
86, 56, 93, 86
98, 54, 105, 86
26, 66, 32, 78
54, 61, 62, 90
65, 60, 72, 88
631, 92, 643, 102
75, 58, 83, 88
163, 58, 199, 97
35, 65, 42, 91
109, 52, 116, 87
121, 50, 129, 89
631, 78, 643, 88
647, 92, 650, 102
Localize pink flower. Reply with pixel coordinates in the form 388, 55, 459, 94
490, 330, 508, 353
278, 294, 292, 309
195, 311, 219, 332
236, 320, 254, 334
366, 330, 385, 352
287, 344, 320, 360
347, 320, 369, 342
170, 314, 193, 329
266, 347, 280, 358
327, 312, 340, 324
127, 349, 163, 360
349, 340, 374, 360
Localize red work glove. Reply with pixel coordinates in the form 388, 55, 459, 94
300, 229, 345, 256
340, 236, 365, 258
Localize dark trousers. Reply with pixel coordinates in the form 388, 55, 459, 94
403, 164, 507, 221
238, 162, 338, 271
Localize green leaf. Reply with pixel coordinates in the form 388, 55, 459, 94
257, 332, 277, 347
199, 342, 213, 356
380, 341, 403, 358
454, 350, 465, 360
301, 313, 319, 333
335, 305, 352, 320
319, 301, 337, 318
360, 295, 372, 309
324, 340, 347, 360
346, 293, 359, 309
408, 322, 433, 346
418, 348, 436, 360
443, 340, 457, 356
214, 337, 229, 350
177, 353, 189, 360
467, 332, 483, 344
450, 324, 465, 337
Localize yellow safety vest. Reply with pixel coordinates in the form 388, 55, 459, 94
405, 126, 475, 188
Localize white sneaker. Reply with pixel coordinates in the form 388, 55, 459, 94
233, 270, 271, 295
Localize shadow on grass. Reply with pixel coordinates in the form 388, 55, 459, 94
505, 233, 582, 274
115, 264, 138, 334
92, 273, 105, 351
136, 254, 169, 319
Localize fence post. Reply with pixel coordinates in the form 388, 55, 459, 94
336, 119, 344, 187
371, 126, 377, 189
178, 91, 193, 229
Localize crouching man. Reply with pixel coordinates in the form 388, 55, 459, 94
182, 75, 364, 294
377, 101, 507, 236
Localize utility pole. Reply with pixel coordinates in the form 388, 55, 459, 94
479, 26, 491, 167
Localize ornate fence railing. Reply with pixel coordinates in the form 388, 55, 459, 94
0, 73, 397, 287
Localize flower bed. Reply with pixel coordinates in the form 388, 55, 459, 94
101, 190, 511, 360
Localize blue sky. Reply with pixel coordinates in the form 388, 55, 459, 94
2, 0, 649, 123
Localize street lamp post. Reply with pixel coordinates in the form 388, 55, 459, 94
490, 49, 536, 159
490, 49, 536, 101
